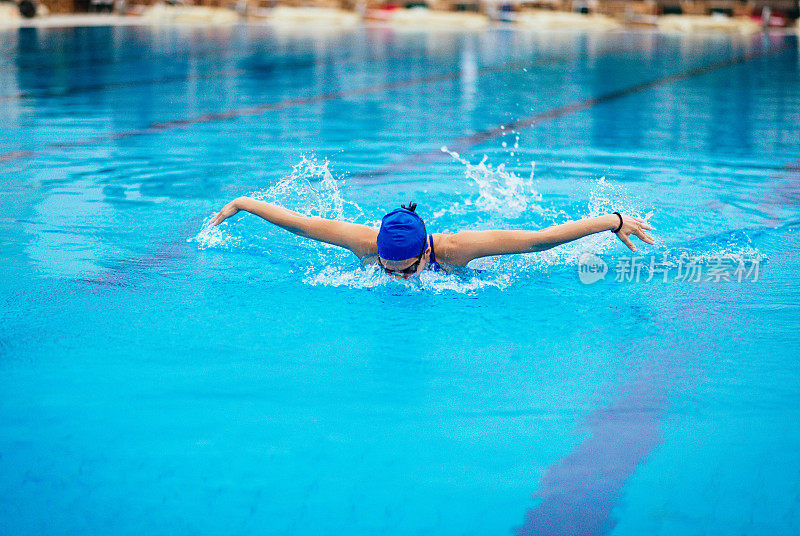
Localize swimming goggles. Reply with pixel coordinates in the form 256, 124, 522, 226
378, 249, 425, 276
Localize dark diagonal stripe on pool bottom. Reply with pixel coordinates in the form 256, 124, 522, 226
0, 52, 600, 164
0, 74, 454, 163
353, 44, 786, 181
515, 165, 797, 535
517, 361, 677, 536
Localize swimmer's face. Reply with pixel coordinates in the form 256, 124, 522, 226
378, 248, 430, 279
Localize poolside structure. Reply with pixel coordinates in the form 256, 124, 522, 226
3, 0, 798, 28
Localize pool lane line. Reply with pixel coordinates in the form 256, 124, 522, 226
0, 49, 423, 104
0, 150, 36, 162
352, 44, 788, 181
0, 50, 629, 165
0, 67, 248, 104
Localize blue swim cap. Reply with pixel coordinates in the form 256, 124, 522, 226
377, 204, 427, 261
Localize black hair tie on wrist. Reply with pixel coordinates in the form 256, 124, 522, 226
612, 212, 624, 233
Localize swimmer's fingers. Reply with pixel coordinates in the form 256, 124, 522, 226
210, 211, 226, 226
210, 201, 239, 226
616, 231, 637, 252
634, 228, 656, 245
617, 215, 655, 249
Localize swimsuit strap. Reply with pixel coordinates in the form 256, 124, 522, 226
428, 235, 442, 272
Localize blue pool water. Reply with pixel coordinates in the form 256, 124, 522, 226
1, 23, 799, 535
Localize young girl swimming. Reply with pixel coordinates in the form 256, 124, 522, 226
210, 197, 654, 278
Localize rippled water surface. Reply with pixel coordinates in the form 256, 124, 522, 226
1, 24, 799, 535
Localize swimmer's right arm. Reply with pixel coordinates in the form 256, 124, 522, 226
210, 197, 378, 258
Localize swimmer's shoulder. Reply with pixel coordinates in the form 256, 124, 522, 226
431, 232, 469, 269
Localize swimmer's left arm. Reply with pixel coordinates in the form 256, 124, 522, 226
442, 214, 654, 266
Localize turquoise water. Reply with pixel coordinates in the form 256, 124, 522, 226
1, 24, 799, 535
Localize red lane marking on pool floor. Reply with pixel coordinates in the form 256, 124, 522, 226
517, 353, 680, 536
0, 150, 35, 163
0, 53, 586, 165
354, 44, 786, 180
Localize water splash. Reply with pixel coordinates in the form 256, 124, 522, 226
588, 176, 652, 221
188, 155, 764, 294
569, 176, 652, 260
436, 146, 542, 222
659, 228, 766, 266
190, 222, 243, 252
304, 263, 514, 295
189, 157, 362, 255
249, 157, 361, 221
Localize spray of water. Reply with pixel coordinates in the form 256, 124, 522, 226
189, 157, 362, 258
189, 154, 762, 293
439, 146, 540, 219
249, 157, 359, 220
304, 262, 514, 295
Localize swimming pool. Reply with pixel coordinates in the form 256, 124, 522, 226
1, 22, 799, 535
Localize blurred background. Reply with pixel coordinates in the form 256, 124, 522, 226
1, 0, 798, 32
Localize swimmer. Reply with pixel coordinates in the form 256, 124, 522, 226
210, 197, 654, 278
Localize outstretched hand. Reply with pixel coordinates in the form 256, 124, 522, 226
615, 215, 655, 252
210, 199, 240, 226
